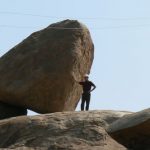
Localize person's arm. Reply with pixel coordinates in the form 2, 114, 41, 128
79, 81, 84, 85
90, 82, 96, 92
74, 78, 84, 85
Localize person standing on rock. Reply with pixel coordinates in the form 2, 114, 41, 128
78, 74, 96, 111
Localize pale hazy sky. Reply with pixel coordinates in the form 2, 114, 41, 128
0, 0, 150, 115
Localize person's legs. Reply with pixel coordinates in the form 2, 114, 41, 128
85, 93, 91, 111
81, 94, 86, 111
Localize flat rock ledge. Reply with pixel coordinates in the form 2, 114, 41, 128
0, 110, 129, 150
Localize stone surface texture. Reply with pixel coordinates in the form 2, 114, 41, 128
0, 110, 128, 150
0, 20, 94, 113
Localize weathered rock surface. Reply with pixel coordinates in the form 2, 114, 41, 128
107, 108, 150, 150
0, 20, 94, 113
91, 110, 132, 125
0, 102, 27, 120
0, 110, 128, 150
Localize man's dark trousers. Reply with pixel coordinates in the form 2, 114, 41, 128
81, 92, 91, 111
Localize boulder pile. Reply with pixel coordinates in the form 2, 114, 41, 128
0, 109, 149, 150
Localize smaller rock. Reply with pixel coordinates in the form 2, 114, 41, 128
107, 108, 150, 150
0, 101, 27, 120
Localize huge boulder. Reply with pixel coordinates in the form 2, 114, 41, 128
0, 20, 94, 113
107, 108, 150, 150
0, 110, 128, 150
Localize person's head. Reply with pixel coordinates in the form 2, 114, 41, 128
84, 74, 89, 81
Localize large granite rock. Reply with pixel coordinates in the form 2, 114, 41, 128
0, 110, 128, 150
107, 108, 150, 150
0, 20, 94, 113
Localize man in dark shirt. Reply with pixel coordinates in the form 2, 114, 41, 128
79, 75, 96, 111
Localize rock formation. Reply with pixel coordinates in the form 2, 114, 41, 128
107, 108, 150, 150
0, 109, 149, 150
0, 20, 94, 113
0, 110, 128, 150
